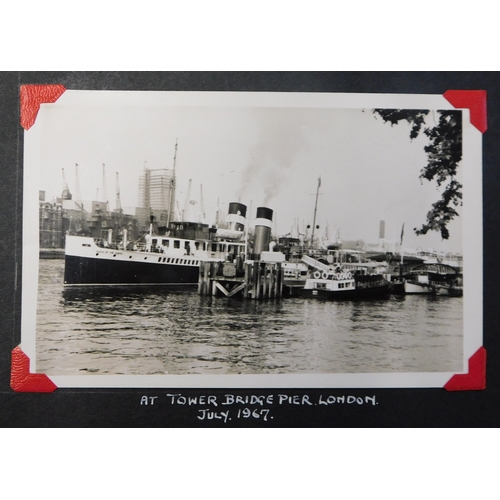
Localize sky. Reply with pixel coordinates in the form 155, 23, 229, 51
33, 91, 463, 253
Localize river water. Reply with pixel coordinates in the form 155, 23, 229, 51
35, 259, 463, 375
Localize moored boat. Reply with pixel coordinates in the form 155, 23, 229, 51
300, 254, 391, 299
355, 273, 392, 297
404, 277, 434, 294
64, 203, 247, 287
300, 269, 356, 299
434, 283, 463, 297
403, 264, 463, 296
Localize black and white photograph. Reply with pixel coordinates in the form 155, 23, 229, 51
21, 90, 482, 389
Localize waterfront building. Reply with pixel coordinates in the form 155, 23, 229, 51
39, 195, 66, 249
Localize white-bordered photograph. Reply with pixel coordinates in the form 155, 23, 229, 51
21, 90, 482, 389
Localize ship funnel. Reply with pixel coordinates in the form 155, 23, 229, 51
253, 207, 273, 256
227, 202, 247, 232
215, 202, 247, 240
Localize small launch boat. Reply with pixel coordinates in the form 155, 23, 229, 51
300, 269, 356, 299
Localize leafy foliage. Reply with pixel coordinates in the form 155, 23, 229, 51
373, 109, 462, 240
374, 109, 429, 140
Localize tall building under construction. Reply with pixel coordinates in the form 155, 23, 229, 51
138, 167, 176, 225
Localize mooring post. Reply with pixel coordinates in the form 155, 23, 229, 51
255, 262, 261, 300
261, 262, 266, 299
198, 261, 208, 295
279, 264, 284, 298
251, 261, 257, 300
262, 263, 267, 299
269, 263, 276, 298
275, 263, 281, 298
265, 263, 271, 299
198, 262, 203, 295
203, 261, 210, 295
244, 262, 251, 298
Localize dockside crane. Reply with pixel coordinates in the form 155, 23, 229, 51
67, 163, 87, 235
115, 171, 122, 213
101, 163, 108, 210
61, 168, 72, 200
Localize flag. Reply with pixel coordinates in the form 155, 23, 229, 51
318, 176, 321, 188
400, 223, 405, 245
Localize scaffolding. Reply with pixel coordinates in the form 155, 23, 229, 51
138, 167, 176, 220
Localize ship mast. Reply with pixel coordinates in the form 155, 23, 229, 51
167, 139, 178, 225
310, 176, 321, 248
75, 164, 82, 206
183, 179, 192, 222
199, 184, 206, 222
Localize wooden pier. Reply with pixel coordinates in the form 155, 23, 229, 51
198, 260, 284, 299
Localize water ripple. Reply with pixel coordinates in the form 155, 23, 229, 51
36, 260, 464, 375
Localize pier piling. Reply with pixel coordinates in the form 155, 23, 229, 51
198, 260, 283, 299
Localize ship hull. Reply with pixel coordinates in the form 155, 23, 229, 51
435, 285, 464, 297
64, 254, 199, 286
355, 282, 391, 297
300, 288, 357, 300
404, 280, 433, 294
390, 279, 406, 294
355, 275, 391, 297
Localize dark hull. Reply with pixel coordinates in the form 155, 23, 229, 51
64, 254, 199, 286
355, 275, 391, 297
390, 280, 406, 294
355, 282, 391, 297
300, 288, 358, 300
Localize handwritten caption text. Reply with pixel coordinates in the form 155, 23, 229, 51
140, 393, 378, 423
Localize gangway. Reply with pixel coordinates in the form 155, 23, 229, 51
301, 255, 331, 273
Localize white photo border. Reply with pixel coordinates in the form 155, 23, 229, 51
21, 90, 482, 389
